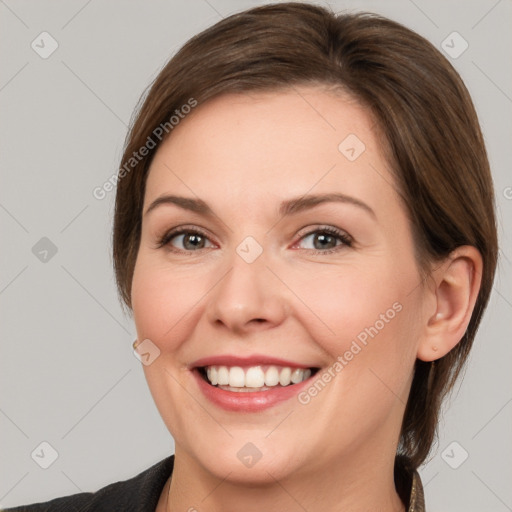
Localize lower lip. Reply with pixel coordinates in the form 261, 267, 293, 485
192, 368, 315, 412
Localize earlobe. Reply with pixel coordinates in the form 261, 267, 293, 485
417, 246, 483, 362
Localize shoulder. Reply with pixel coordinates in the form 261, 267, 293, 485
1, 455, 174, 512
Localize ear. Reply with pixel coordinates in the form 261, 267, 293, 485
417, 246, 483, 362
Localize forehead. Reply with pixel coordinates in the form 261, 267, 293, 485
157, 86, 380, 162
144, 86, 400, 222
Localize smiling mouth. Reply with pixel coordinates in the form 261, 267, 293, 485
197, 365, 320, 392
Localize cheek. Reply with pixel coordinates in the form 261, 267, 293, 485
287, 257, 420, 396
280, 260, 407, 349
131, 256, 211, 343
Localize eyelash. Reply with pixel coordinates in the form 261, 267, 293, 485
156, 225, 353, 254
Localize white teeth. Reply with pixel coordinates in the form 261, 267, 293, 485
279, 367, 291, 386
264, 366, 280, 386
245, 366, 266, 387
229, 367, 245, 387
290, 368, 304, 384
217, 366, 229, 386
203, 365, 314, 389
206, 366, 217, 385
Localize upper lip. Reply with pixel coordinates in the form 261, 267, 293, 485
189, 354, 319, 369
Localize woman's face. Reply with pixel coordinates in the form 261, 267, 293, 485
131, 86, 430, 483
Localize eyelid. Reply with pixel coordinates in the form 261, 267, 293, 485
295, 224, 352, 240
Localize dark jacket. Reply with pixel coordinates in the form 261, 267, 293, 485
1, 457, 174, 512
2, 455, 425, 511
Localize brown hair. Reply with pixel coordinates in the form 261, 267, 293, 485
113, 2, 498, 470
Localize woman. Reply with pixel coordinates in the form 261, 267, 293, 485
3, 2, 498, 511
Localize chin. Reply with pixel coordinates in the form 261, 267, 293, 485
187, 437, 306, 485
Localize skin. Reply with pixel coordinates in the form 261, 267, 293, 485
131, 86, 482, 512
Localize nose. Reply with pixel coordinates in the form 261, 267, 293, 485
205, 247, 288, 335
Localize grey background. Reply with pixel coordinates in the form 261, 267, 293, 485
0, 0, 510, 510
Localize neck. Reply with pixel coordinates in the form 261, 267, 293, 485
165, 442, 406, 512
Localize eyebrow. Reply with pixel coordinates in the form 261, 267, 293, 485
144, 192, 376, 220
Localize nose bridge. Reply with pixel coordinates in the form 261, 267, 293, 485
206, 236, 288, 332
